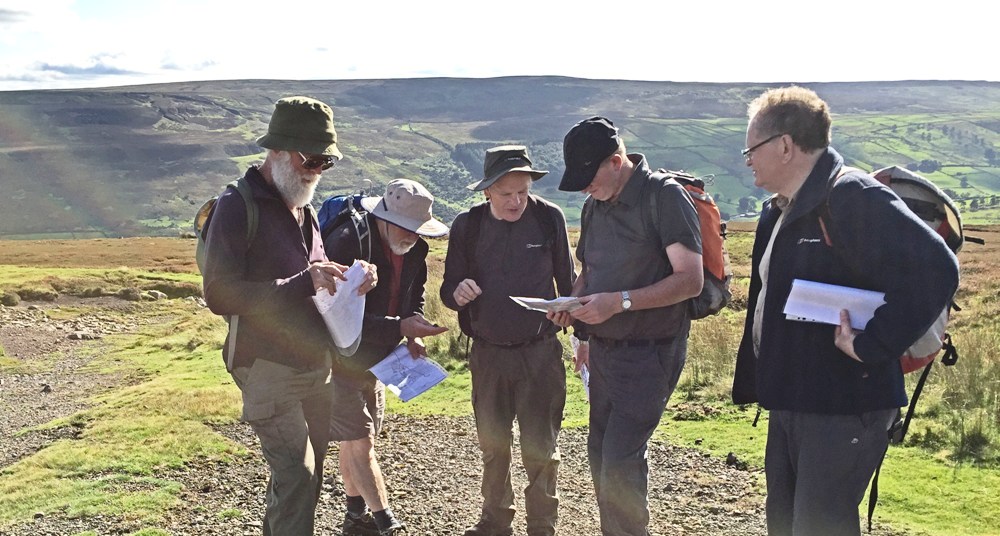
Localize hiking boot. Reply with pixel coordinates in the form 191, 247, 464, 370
342, 511, 380, 536
378, 520, 406, 535
462, 518, 514, 536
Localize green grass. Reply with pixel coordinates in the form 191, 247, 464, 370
3, 230, 1000, 534
0, 301, 245, 528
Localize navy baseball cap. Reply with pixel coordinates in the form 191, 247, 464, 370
559, 116, 621, 192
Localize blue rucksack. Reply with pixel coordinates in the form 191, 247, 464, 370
316, 193, 372, 262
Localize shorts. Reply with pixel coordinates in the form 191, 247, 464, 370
329, 372, 385, 442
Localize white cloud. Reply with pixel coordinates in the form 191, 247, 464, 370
0, 0, 996, 91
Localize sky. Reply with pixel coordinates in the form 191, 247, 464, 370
0, 0, 996, 92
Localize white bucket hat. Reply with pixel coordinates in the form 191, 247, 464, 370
361, 179, 449, 237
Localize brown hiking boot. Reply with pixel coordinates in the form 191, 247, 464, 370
463, 517, 514, 536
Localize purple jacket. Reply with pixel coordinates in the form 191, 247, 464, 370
202, 166, 333, 371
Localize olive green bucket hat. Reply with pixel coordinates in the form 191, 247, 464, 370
256, 96, 343, 159
466, 145, 548, 191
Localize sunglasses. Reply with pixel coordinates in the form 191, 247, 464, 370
298, 152, 337, 171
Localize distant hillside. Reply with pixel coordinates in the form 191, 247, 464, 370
1, 77, 999, 238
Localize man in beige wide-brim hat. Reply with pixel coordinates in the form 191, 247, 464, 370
441, 145, 576, 536
202, 95, 377, 536
325, 178, 448, 536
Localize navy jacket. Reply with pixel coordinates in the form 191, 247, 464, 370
202, 166, 333, 371
325, 215, 429, 374
733, 148, 959, 414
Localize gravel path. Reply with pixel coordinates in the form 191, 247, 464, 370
1, 299, 911, 536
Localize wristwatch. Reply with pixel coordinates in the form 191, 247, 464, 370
621, 290, 632, 311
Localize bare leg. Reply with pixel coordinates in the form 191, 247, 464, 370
339, 436, 388, 512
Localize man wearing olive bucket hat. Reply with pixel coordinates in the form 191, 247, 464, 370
324, 179, 450, 535
202, 96, 377, 535
441, 146, 576, 536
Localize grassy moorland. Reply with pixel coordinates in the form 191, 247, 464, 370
2, 79, 1000, 240
0, 231, 999, 535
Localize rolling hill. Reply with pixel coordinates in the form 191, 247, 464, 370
1, 77, 999, 238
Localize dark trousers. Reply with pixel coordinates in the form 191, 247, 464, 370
470, 337, 566, 535
765, 409, 896, 536
588, 337, 687, 536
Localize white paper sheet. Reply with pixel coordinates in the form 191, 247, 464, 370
510, 296, 583, 313
783, 279, 885, 331
369, 344, 449, 402
312, 260, 367, 351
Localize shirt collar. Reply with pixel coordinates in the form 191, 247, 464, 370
609, 154, 650, 208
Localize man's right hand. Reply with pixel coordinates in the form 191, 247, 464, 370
308, 261, 348, 293
453, 278, 482, 307
400, 314, 449, 339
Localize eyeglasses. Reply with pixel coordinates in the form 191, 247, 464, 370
298, 152, 337, 171
741, 133, 784, 162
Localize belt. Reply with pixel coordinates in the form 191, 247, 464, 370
478, 332, 556, 349
591, 336, 675, 348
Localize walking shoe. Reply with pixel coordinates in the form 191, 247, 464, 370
342, 511, 380, 536
463, 518, 514, 536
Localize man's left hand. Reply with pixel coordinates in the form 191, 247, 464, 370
547, 310, 573, 327
406, 336, 426, 358
357, 261, 378, 295
835, 309, 863, 362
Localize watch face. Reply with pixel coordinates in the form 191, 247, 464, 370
622, 298, 632, 310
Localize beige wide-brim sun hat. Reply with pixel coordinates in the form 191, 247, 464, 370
361, 179, 450, 237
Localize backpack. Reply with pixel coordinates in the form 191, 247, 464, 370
657, 169, 733, 319
819, 165, 980, 531
580, 169, 733, 320
193, 176, 259, 373
818, 165, 965, 444
457, 196, 560, 338
194, 176, 258, 275
317, 193, 372, 262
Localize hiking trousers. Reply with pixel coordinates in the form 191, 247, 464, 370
765, 409, 896, 536
232, 356, 334, 536
587, 336, 687, 536
469, 336, 566, 536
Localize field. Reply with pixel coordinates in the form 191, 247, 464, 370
3, 79, 1000, 240
1, 230, 999, 535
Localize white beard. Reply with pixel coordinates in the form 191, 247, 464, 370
271, 152, 320, 208
390, 240, 415, 256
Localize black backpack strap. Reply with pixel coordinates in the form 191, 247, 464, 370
233, 176, 258, 244
463, 203, 487, 286
354, 206, 372, 262
867, 442, 891, 532
458, 203, 488, 342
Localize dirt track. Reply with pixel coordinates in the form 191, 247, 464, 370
1, 298, 913, 536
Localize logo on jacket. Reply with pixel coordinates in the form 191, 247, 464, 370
527, 243, 544, 249
797, 238, 822, 245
